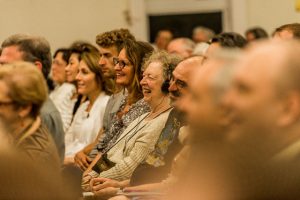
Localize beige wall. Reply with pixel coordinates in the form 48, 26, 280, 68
247, 0, 300, 35
0, 0, 129, 51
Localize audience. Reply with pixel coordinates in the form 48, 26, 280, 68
0, 34, 65, 162
2, 23, 300, 200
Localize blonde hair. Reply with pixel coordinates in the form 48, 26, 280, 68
0, 62, 48, 118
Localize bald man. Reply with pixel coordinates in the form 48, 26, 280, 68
225, 40, 300, 161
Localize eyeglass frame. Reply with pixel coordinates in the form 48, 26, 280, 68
113, 57, 131, 69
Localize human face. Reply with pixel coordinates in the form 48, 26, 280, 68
0, 45, 24, 64
183, 64, 221, 134
224, 46, 284, 138
140, 62, 165, 107
0, 81, 19, 129
168, 63, 190, 108
98, 46, 118, 78
51, 52, 67, 85
76, 60, 99, 96
155, 30, 173, 50
65, 53, 80, 83
167, 40, 190, 59
114, 48, 134, 87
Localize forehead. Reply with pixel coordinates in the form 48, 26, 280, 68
144, 62, 162, 75
173, 59, 199, 81
235, 46, 284, 84
99, 46, 118, 56
1, 45, 23, 62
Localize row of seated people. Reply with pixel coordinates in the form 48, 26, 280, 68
0, 23, 300, 199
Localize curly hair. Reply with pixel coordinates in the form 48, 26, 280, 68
96, 29, 135, 52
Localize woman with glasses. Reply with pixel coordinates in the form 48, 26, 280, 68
63, 43, 110, 164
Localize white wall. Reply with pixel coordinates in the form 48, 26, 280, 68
0, 0, 129, 51
246, 0, 300, 35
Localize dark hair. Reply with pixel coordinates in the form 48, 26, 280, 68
274, 23, 300, 39
53, 48, 71, 64
121, 40, 154, 103
211, 32, 247, 48
245, 27, 269, 40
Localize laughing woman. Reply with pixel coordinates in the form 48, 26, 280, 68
64, 45, 110, 164
83, 51, 177, 186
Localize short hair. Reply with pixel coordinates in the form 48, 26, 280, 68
121, 40, 154, 102
79, 45, 112, 95
245, 27, 269, 40
211, 32, 247, 48
274, 23, 300, 39
96, 29, 135, 52
0, 62, 48, 118
53, 48, 71, 64
142, 50, 182, 81
1, 34, 52, 80
193, 26, 215, 41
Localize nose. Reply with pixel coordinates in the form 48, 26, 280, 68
140, 76, 147, 86
99, 57, 106, 66
75, 71, 81, 81
168, 79, 177, 92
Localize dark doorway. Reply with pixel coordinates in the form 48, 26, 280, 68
148, 11, 222, 42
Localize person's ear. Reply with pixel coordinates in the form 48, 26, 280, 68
278, 92, 300, 127
34, 61, 43, 72
18, 104, 32, 119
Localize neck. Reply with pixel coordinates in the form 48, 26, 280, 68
147, 95, 171, 119
87, 88, 101, 105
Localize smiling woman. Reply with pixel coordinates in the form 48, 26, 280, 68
64, 44, 110, 163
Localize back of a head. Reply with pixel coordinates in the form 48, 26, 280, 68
2, 34, 52, 80
274, 23, 300, 39
0, 62, 48, 118
96, 28, 135, 52
245, 27, 269, 40
211, 32, 248, 48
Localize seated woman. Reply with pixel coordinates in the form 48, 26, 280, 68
82, 50, 177, 189
49, 48, 75, 131
74, 39, 154, 171
64, 44, 110, 163
0, 62, 60, 170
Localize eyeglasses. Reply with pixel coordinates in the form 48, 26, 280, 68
113, 57, 130, 69
170, 77, 188, 89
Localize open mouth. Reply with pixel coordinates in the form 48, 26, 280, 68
142, 88, 151, 94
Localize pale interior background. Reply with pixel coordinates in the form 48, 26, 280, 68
0, 0, 299, 51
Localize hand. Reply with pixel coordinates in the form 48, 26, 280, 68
81, 171, 99, 191
74, 150, 92, 171
90, 177, 120, 192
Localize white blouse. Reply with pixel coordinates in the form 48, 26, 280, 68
64, 92, 110, 157
49, 83, 77, 132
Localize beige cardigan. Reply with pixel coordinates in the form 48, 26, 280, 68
99, 109, 172, 180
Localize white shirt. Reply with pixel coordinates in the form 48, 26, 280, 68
49, 83, 77, 132
65, 92, 110, 157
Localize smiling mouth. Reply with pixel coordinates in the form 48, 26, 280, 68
142, 88, 151, 94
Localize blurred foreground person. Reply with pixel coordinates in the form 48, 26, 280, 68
0, 62, 60, 170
